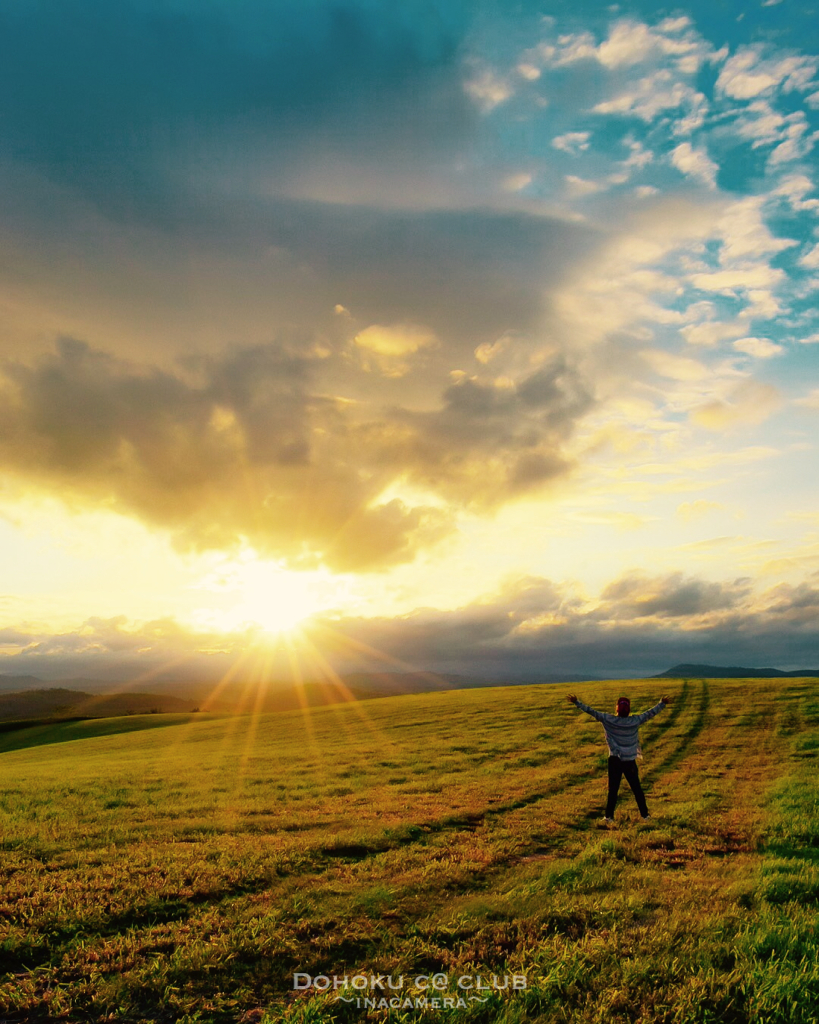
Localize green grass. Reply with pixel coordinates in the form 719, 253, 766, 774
0, 678, 817, 1023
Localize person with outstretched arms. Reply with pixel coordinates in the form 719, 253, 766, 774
567, 692, 672, 823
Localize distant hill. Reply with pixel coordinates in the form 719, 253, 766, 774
0, 688, 214, 723
0, 674, 47, 694
655, 663, 819, 679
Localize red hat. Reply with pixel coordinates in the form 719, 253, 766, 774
616, 697, 631, 716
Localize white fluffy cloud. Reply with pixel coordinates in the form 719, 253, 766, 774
691, 379, 782, 429
717, 46, 818, 99
671, 142, 718, 187
732, 337, 784, 358
464, 68, 513, 112
552, 131, 591, 155
539, 17, 712, 73
353, 323, 439, 377
593, 70, 708, 129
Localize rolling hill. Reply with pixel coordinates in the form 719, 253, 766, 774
0, 687, 211, 722
656, 662, 819, 678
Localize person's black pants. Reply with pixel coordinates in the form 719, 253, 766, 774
606, 756, 648, 818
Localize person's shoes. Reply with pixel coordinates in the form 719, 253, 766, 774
640, 815, 651, 821
603, 817, 615, 825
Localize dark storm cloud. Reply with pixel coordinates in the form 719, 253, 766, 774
0, 0, 474, 210
760, 583, 819, 626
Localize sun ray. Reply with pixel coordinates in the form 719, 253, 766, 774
282, 632, 326, 776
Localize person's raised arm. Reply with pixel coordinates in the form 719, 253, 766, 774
636, 695, 672, 724
568, 695, 606, 721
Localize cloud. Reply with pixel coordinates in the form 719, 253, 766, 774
676, 500, 724, 522
390, 358, 595, 507
464, 68, 513, 112
691, 379, 782, 430
681, 319, 746, 347
599, 571, 750, 619
353, 323, 438, 377
551, 196, 721, 356
539, 17, 711, 74
596, 21, 671, 69
6, 570, 819, 681
689, 265, 785, 293
592, 70, 708, 128
768, 115, 814, 166
517, 63, 540, 81
719, 197, 796, 262
679, 196, 793, 314
502, 172, 532, 192
732, 337, 783, 358
552, 131, 591, 155
0, 627, 33, 648
0, 0, 477, 212
774, 175, 819, 212
799, 244, 819, 269
621, 139, 654, 170
795, 388, 819, 409
732, 102, 813, 166
671, 142, 718, 188
0, 336, 597, 568
0, 338, 453, 571
564, 175, 604, 196
641, 349, 709, 381
716, 46, 818, 99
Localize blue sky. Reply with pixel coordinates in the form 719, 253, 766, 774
0, 0, 818, 682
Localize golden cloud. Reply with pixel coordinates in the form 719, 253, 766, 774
353, 323, 438, 377
0, 338, 592, 570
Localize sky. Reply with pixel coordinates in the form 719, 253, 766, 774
1, 0, 818, 684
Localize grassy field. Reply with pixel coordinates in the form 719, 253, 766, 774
0, 677, 818, 1024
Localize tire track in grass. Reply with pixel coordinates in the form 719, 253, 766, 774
632, 681, 798, 869
511, 679, 700, 828
642, 679, 709, 786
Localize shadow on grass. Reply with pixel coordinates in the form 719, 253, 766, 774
0, 714, 203, 755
